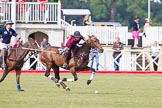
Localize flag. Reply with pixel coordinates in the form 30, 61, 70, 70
150, 0, 161, 4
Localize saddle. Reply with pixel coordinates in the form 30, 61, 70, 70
58, 48, 64, 55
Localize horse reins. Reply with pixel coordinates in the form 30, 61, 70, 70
88, 37, 103, 50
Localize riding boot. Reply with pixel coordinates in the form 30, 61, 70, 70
2, 56, 7, 71
62, 60, 68, 69
62, 51, 69, 69
1, 49, 7, 71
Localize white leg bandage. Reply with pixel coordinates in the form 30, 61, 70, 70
67, 79, 74, 82
90, 72, 95, 80
48, 75, 53, 80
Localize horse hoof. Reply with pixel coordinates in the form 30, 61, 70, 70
56, 83, 60, 88
62, 78, 67, 82
87, 80, 92, 85
18, 89, 25, 92
65, 87, 71, 91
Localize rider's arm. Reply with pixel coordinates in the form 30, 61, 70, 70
12, 29, 21, 40
65, 37, 75, 48
64, 37, 75, 51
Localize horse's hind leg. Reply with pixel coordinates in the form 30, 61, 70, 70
52, 65, 70, 91
16, 69, 24, 91
0, 70, 9, 83
62, 67, 78, 82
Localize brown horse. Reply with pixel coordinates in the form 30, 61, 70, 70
0, 38, 39, 91
39, 36, 104, 91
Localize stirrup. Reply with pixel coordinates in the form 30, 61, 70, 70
1, 65, 7, 71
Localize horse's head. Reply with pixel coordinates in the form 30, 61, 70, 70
23, 37, 40, 49
87, 35, 104, 53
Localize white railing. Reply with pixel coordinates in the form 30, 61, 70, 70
60, 19, 71, 28
17, 2, 60, 23
65, 26, 128, 45
0, 2, 12, 22
0, 2, 60, 23
22, 49, 162, 71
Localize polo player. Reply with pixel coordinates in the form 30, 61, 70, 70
0, 19, 21, 70
62, 31, 86, 69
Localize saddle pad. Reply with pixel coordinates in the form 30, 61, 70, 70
58, 48, 64, 55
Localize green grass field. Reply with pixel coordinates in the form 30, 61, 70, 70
1, 73, 162, 108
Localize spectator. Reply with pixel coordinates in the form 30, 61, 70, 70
40, 37, 50, 70
151, 41, 161, 71
90, 48, 99, 70
132, 16, 140, 47
40, 37, 51, 49
143, 18, 152, 37
83, 15, 91, 26
28, 36, 38, 70
112, 37, 123, 71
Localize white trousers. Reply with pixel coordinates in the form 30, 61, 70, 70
1, 43, 10, 49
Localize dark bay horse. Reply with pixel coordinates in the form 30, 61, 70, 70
39, 36, 104, 91
0, 38, 39, 91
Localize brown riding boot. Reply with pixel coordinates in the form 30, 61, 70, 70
2, 56, 7, 71
62, 50, 70, 69
1, 49, 7, 71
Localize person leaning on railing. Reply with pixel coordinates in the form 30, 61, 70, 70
112, 37, 123, 71
151, 41, 161, 71
83, 15, 91, 26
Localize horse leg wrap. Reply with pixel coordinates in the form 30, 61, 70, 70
59, 81, 70, 91
67, 79, 74, 82
17, 84, 21, 91
90, 72, 95, 80
48, 75, 58, 82
48, 75, 53, 80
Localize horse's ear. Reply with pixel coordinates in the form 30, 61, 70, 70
88, 35, 92, 38
28, 37, 34, 41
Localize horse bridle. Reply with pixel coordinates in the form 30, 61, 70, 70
88, 36, 103, 50
20, 39, 39, 63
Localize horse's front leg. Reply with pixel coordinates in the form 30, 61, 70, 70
16, 69, 24, 91
83, 66, 96, 85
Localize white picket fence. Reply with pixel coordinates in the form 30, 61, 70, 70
65, 26, 128, 45
21, 49, 162, 71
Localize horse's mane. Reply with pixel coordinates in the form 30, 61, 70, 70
76, 42, 91, 56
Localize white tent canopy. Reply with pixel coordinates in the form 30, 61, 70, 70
61, 9, 91, 16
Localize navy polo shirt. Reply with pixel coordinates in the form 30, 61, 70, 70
132, 21, 139, 31
0, 26, 17, 44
